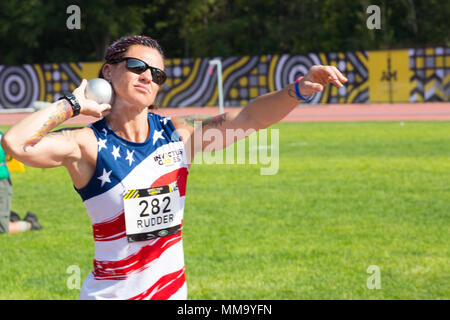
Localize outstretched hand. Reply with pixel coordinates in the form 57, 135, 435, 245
298, 65, 348, 97
73, 79, 112, 118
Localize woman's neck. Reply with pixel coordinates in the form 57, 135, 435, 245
105, 100, 150, 143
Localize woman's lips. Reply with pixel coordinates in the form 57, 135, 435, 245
134, 85, 150, 94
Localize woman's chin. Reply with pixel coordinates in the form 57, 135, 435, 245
114, 94, 153, 110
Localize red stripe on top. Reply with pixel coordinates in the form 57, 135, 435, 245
151, 167, 188, 196
92, 212, 125, 242
93, 234, 182, 280
128, 267, 186, 300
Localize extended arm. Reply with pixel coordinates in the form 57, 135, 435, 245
243, 65, 347, 129
173, 65, 347, 158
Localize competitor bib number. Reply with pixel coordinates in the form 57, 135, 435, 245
123, 183, 182, 242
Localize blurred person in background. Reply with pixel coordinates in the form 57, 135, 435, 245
0, 130, 42, 234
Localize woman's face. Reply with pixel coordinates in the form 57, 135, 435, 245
103, 45, 165, 109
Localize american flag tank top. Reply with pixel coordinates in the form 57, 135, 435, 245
75, 112, 189, 300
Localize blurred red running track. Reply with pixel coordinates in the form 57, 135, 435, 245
0, 102, 449, 125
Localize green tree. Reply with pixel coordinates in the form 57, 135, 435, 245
0, 0, 151, 64
0, 0, 47, 64
0, 0, 448, 64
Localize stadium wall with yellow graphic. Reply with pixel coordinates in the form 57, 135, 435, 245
0, 47, 448, 109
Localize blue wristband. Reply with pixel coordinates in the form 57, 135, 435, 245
294, 78, 313, 101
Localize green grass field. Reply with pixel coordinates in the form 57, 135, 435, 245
0, 121, 449, 300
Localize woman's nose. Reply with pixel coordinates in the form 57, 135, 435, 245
139, 68, 152, 83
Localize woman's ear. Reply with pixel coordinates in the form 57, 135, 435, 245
101, 64, 113, 81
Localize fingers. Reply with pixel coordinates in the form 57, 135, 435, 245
95, 103, 112, 118
100, 103, 112, 112
75, 79, 87, 93
73, 80, 112, 118
303, 80, 323, 93
101, 109, 111, 118
305, 65, 347, 92
326, 66, 348, 88
322, 66, 342, 88
80, 78, 88, 88
73, 79, 88, 102
80, 100, 111, 118
309, 65, 347, 88
331, 66, 348, 83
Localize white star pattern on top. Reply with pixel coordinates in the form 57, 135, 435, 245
153, 129, 165, 145
97, 168, 112, 187
125, 149, 135, 166
102, 128, 108, 136
111, 145, 121, 160
160, 117, 169, 125
98, 138, 107, 152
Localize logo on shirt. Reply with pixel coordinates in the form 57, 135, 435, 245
154, 149, 183, 166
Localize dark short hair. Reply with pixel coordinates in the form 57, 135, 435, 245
105, 35, 165, 63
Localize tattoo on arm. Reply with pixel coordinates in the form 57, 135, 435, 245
177, 115, 204, 127
202, 114, 227, 128
179, 114, 227, 128
23, 99, 73, 152
288, 84, 301, 101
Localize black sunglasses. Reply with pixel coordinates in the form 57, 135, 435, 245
108, 57, 167, 85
